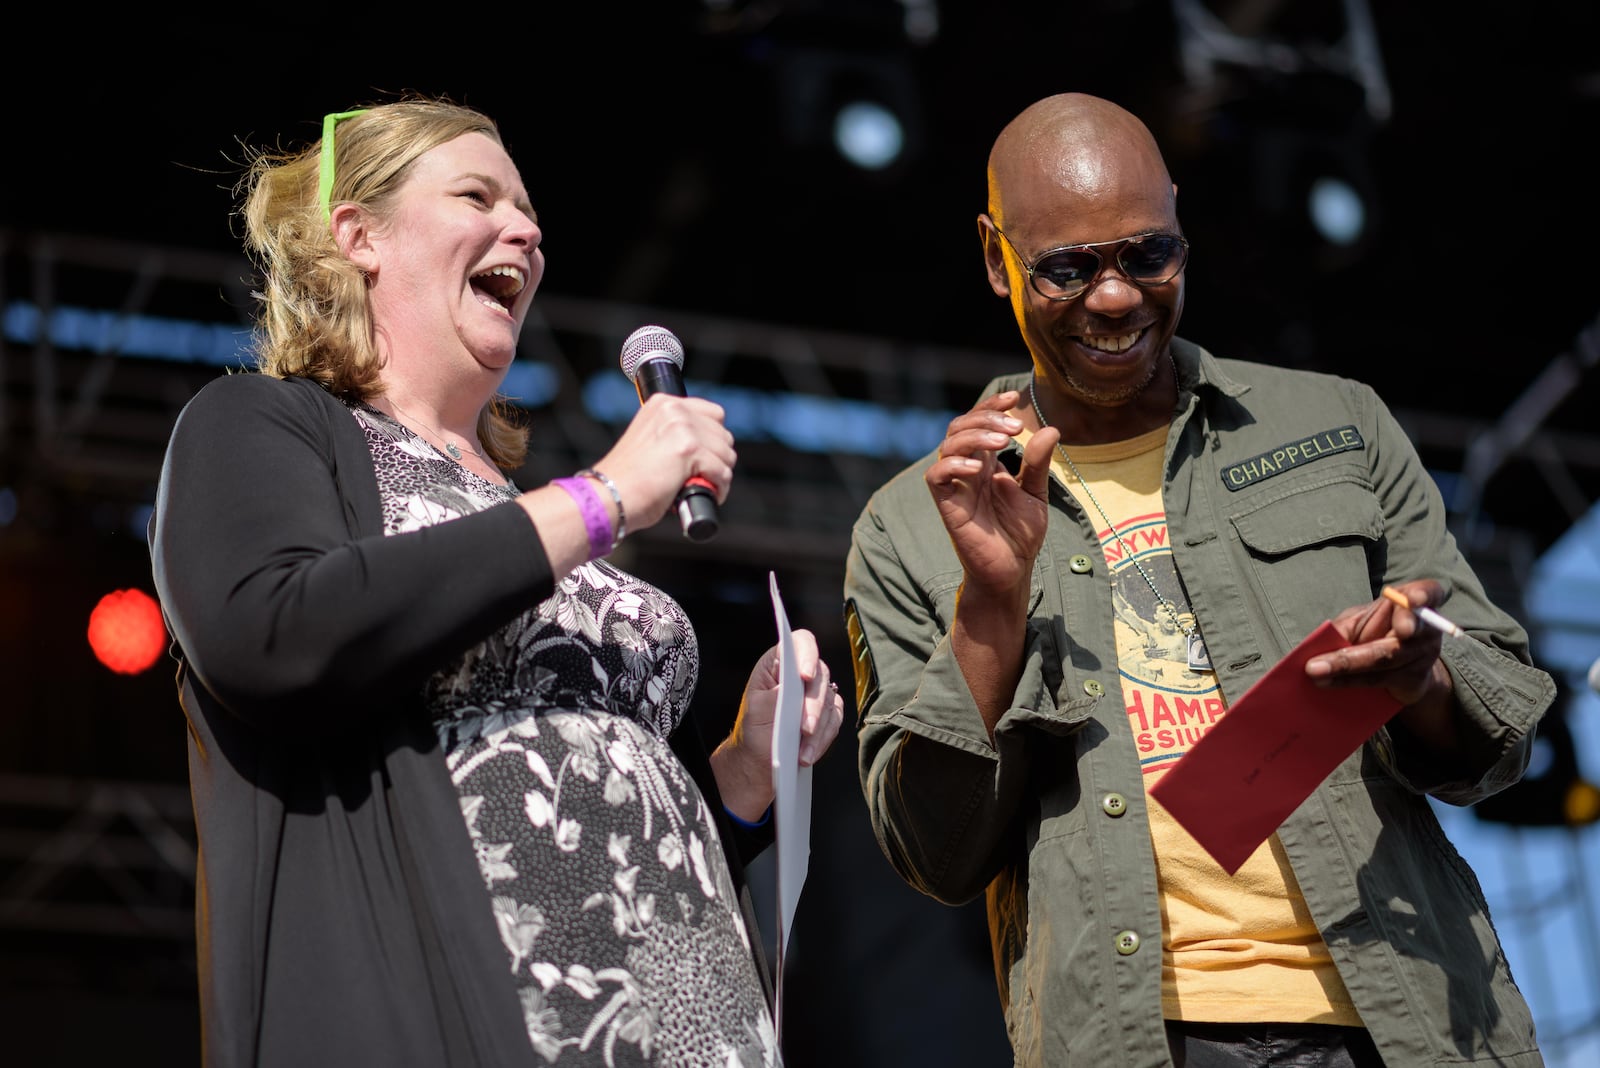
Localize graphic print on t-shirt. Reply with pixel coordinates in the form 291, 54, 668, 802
1053, 435, 1349, 1018
1095, 511, 1224, 781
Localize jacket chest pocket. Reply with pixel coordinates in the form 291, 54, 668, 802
1230, 477, 1385, 644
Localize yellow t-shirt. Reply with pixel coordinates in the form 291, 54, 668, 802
1034, 424, 1362, 1026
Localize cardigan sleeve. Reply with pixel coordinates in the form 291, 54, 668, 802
149, 373, 557, 737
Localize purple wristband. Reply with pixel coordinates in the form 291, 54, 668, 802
552, 476, 614, 560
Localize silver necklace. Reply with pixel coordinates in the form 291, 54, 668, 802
385, 399, 486, 464
1029, 379, 1212, 673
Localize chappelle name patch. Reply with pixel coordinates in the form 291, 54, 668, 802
1221, 426, 1364, 491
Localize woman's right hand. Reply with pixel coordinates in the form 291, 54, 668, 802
592, 393, 736, 534
515, 393, 735, 573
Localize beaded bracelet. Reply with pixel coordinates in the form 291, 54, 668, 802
577, 468, 627, 548
551, 476, 614, 561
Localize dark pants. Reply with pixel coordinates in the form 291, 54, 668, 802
1165, 1021, 1386, 1067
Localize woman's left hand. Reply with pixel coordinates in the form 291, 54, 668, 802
710, 628, 847, 823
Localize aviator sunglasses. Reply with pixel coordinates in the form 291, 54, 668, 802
990, 224, 1189, 302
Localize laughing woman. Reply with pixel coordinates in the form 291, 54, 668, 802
148, 95, 843, 1068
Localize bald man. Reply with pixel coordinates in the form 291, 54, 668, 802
843, 93, 1553, 1068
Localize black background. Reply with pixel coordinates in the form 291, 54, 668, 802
8, 4, 1598, 422
3, 5, 1598, 1066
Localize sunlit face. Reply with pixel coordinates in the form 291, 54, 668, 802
362, 132, 544, 378
987, 141, 1184, 411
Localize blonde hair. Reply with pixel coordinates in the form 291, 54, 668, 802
237, 94, 528, 468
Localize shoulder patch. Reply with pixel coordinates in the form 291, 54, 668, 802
842, 598, 880, 726
1220, 425, 1365, 491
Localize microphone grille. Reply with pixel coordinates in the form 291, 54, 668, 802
619, 324, 685, 382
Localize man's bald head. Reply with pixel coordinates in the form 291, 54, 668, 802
986, 93, 1173, 230
976, 93, 1187, 419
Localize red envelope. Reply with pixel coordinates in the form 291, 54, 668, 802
1148, 620, 1401, 874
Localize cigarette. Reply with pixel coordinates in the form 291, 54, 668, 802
1381, 586, 1465, 639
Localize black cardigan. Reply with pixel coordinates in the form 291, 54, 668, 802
150, 373, 774, 1067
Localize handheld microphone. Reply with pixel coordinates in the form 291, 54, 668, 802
619, 324, 719, 542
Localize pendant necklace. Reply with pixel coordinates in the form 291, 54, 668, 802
1029, 379, 1213, 673
385, 399, 484, 464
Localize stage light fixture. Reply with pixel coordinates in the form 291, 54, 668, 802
769, 43, 923, 182
833, 100, 904, 171
1307, 175, 1366, 247
87, 587, 167, 676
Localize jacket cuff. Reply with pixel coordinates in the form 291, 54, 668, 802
887, 623, 1073, 752
1373, 637, 1555, 800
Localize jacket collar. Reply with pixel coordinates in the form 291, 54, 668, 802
981, 336, 1251, 405
1172, 336, 1250, 400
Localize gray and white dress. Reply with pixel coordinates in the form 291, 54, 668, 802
351, 402, 779, 1068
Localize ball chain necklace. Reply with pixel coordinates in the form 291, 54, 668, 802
1029, 378, 1213, 673
384, 398, 487, 464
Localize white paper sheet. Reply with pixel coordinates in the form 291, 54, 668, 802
768, 571, 813, 1042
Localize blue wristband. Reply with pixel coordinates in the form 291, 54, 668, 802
724, 803, 772, 830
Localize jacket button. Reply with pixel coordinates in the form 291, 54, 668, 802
1069, 554, 1093, 574
1115, 930, 1141, 955
1083, 679, 1104, 697
1101, 793, 1127, 817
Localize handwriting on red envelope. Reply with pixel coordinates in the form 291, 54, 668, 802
1148, 620, 1401, 874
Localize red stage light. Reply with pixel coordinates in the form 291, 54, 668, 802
87, 588, 167, 675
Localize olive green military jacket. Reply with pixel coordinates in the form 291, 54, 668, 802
843, 338, 1556, 1068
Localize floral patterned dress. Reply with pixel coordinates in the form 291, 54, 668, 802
350, 402, 780, 1067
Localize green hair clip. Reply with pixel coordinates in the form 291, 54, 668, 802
318, 109, 369, 223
